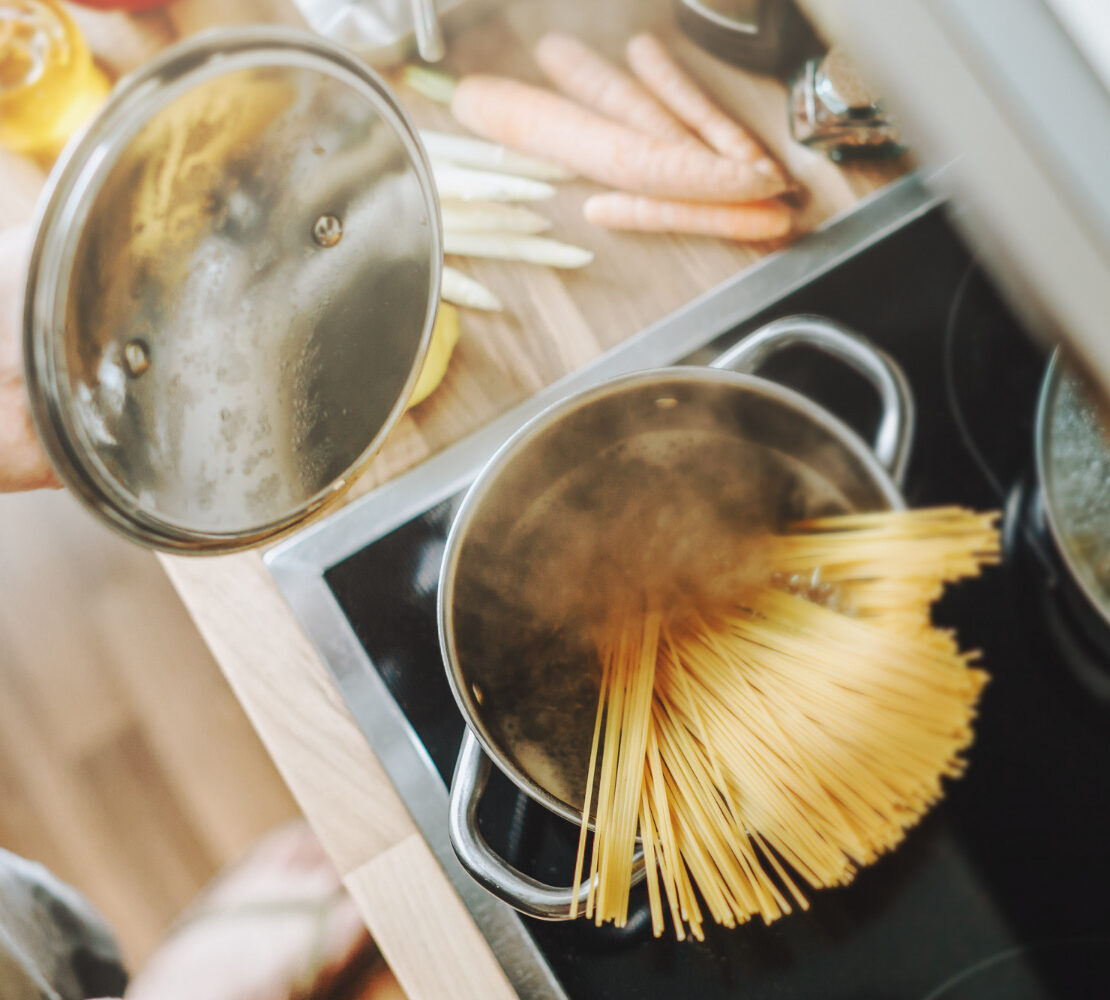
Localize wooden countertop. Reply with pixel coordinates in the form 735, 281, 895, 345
73, 0, 905, 994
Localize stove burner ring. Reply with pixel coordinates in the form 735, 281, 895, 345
922, 934, 1110, 999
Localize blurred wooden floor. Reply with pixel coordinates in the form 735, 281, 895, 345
0, 488, 300, 966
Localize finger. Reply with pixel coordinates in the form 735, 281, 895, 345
0, 376, 60, 491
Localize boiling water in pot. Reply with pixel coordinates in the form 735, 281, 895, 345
452, 426, 856, 813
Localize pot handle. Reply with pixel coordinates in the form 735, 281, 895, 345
449, 728, 645, 920
710, 315, 915, 486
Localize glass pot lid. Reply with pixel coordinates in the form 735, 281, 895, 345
24, 27, 441, 552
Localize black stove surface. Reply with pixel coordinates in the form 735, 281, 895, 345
325, 209, 1110, 999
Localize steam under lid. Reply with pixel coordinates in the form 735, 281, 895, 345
24, 28, 441, 552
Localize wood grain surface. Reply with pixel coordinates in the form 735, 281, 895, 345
0, 489, 299, 965
346, 835, 517, 1000
70, 0, 907, 995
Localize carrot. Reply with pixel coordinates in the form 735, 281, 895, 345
534, 32, 694, 145
583, 191, 792, 242
448, 74, 788, 204
625, 33, 784, 180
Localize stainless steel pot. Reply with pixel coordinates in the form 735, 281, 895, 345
1035, 350, 1110, 630
437, 315, 914, 920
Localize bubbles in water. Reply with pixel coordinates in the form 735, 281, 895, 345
1047, 370, 1110, 598
312, 214, 342, 248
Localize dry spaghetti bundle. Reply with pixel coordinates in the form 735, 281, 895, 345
572, 506, 999, 940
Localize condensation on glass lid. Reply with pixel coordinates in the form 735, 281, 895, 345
25, 29, 441, 551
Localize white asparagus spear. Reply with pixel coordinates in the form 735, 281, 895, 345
444, 232, 594, 268
441, 266, 503, 311
441, 199, 552, 235
420, 129, 575, 181
433, 162, 556, 202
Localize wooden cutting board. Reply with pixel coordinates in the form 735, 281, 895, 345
317, 0, 907, 495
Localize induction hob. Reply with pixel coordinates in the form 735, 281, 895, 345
267, 173, 1110, 999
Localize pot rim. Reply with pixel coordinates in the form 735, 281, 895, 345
438, 363, 906, 828
1034, 349, 1110, 629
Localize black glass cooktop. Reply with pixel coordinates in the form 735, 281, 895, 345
322, 208, 1110, 999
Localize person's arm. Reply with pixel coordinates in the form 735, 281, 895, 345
0, 224, 60, 493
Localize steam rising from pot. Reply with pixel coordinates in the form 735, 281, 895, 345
445, 374, 887, 811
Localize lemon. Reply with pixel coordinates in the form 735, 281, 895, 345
407, 301, 460, 409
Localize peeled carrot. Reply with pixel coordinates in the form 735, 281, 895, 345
583, 192, 792, 242
625, 33, 783, 179
534, 32, 693, 146
449, 74, 788, 204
